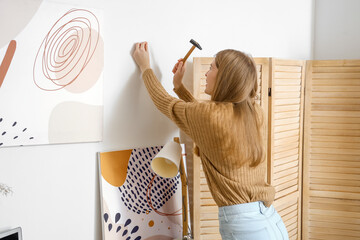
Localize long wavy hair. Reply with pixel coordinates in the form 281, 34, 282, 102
212, 49, 265, 167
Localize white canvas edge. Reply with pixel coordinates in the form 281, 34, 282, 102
97, 152, 105, 240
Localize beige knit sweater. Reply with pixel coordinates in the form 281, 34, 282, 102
142, 69, 275, 207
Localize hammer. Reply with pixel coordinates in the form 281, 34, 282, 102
182, 39, 202, 63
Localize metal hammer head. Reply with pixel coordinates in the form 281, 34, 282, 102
190, 39, 202, 50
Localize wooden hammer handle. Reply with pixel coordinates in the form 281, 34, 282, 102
182, 45, 196, 63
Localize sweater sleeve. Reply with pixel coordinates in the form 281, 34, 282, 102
142, 69, 192, 136
173, 84, 197, 102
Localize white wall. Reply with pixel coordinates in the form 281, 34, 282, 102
0, 0, 313, 239
314, 0, 360, 59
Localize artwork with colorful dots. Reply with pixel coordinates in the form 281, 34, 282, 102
0, 1, 103, 147
98, 146, 184, 240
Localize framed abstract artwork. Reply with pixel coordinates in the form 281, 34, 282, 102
0, 1, 103, 147
98, 146, 184, 240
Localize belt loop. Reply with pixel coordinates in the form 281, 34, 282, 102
259, 201, 265, 215
222, 207, 229, 222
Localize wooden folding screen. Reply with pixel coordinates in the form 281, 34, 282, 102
187, 57, 359, 240
269, 59, 305, 240
187, 57, 269, 240
302, 60, 360, 240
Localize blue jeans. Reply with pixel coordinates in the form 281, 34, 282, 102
218, 201, 289, 240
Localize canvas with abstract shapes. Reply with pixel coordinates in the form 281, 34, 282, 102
0, 1, 103, 147
98, 146, 184, 240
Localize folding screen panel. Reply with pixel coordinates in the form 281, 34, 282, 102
269, 59, 305, 240
192, 57, 216, 240
302, 60, 360, 240
190, 57, 269, 240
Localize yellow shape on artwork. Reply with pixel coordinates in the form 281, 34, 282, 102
100, 150, 132, 187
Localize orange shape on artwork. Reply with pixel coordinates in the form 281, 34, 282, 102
0, 40, 16, 88
100, 150, 132, 187
148, 220, 154, 227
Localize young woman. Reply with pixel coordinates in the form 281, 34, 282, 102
132, 42, 289, 240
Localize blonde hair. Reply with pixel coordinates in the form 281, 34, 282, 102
213, 49, 265, 167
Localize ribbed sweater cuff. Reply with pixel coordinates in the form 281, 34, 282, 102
142, 68, 153, 79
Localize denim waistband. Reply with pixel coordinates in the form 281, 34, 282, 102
218, 201, 268, 217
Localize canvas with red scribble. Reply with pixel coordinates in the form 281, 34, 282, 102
99, 146, 184, 240
0, 1, 103, 147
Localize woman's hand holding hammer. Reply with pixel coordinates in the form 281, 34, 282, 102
172, 58, 186, 90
